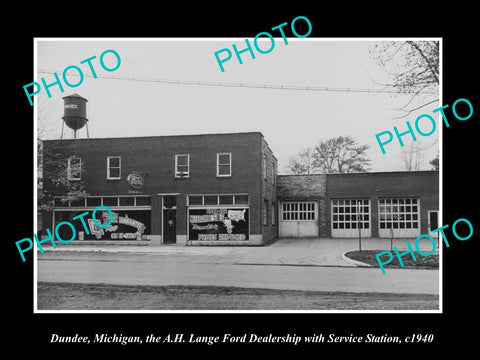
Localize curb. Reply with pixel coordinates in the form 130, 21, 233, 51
341, 252, 372, 267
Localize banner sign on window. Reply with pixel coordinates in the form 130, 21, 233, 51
188, 208, 249, 241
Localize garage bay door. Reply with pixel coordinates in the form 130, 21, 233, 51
279, 201, 318, 237
331, 199, 371, 238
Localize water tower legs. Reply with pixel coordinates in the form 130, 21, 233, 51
60, 120, 65, 139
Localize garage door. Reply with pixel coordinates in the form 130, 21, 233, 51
378, 198, 420, 238
331, 199, 371, 238
279, 201, 318, 237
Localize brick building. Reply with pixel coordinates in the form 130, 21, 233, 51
277, 171, 439, 239
41, 132, 278, 246
41, 132, 439, 246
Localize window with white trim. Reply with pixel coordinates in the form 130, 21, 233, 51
107, 156, 121, 179
67, 157, 82, 180
332, 199, 370, 230
175, 154, 190, 178
282, 202, 316, 221
217, 153, 231, 177
379, 198, 419, 229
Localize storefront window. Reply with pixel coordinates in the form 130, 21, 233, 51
103, 197, 118, 207
189, 194, 249, 206
219, 195, 234, 205
188, 196, 203, 206
86, 197, 102, 207
234, 195, 249, 205
204, 195, 218, 205
188, 208, 249, 241
54, 209, 151, 241
119, 197, 135, 206
54, 198, 69, 207
70, 198, 85, 207
135, 196, 151, 206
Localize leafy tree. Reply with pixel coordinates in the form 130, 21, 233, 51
37, 99, 88, 213
285, 136, 371, 174
38, 140, 88, 212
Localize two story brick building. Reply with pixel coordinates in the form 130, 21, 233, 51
41, 132, 278, 246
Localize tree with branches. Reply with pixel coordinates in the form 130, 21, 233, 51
285, 136, 371, 174
369, 40, 439, 117
370, 40, 440, 170
38, 141, 88, 212
37, 99, 88, 213
286, 148, 316, 175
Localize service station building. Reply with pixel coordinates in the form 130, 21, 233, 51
40, 132, 439, 246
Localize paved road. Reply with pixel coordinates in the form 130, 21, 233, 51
37, 259, 439, 294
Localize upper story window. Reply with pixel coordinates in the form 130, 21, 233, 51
67, 157, 82, 181
272, 162, 276, 184
217, 153, 231, 177
263, 154, 267, 180
175, 154, 190, 178
107, 156, 121, 180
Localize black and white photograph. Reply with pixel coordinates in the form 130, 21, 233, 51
34, 38, 441, 312
6, 7, 478, 354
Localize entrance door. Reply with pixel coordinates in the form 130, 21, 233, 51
163, 209, 176, 244
428, 210, 439, 237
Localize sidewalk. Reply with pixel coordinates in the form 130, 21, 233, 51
38, 237, 441, 267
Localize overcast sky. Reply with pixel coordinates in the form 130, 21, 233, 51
35, 38, 440, 173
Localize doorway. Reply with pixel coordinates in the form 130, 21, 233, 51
428, 210, 439, 237
163, 209, 176, 244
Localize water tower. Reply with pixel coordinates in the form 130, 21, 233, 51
61, 94, 89, 139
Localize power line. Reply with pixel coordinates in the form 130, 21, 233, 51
37, 70, 438, 95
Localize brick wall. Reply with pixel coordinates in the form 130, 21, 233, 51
326, 171, 439, 237
261, 138, 278, 242
42, 132, 266, 243
277, 174, 328, 237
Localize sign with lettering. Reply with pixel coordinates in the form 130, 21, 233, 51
127, 173, 144, 189
188, 208, 249, 241
55, 209, 151, 241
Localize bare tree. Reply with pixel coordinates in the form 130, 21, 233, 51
313, 136, 370, 173
369, 40, 439, 118
400, 142, 423, 171
285, 148, 316, 175
286, 136, 371, 174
